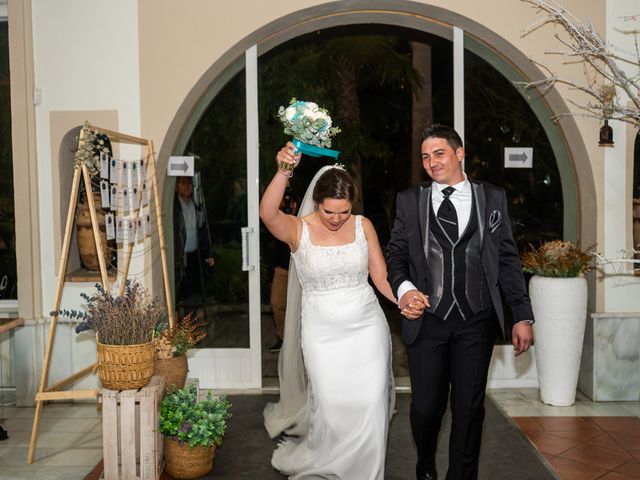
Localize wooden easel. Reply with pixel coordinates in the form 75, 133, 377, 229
27, 125, 175, 463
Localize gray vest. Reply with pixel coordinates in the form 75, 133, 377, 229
427, 193, 491, 320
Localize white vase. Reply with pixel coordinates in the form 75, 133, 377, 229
529, 275, 588, 406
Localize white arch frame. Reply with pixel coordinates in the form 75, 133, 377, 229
160, 1, 595, 390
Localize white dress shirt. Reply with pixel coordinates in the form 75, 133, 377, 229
396, 174, 472, 303
179, 196, 198, 253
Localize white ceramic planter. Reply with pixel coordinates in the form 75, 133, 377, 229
529, 275, 588, 406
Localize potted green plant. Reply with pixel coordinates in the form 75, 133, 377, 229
159, 384, 231, 479
154, 312, 206, 393
521, 240, 592, 406
56, 280, 165, 390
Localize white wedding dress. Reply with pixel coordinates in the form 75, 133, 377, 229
270, 215, 394, 480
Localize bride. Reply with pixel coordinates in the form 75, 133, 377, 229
260, 142, 425, 479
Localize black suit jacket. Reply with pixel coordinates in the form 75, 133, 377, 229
386, 179, 534, 345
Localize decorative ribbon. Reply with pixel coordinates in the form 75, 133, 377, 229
292, 139, 340, 159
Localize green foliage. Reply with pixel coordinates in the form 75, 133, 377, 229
521, 240, 592, 278
159, 384, 231, 448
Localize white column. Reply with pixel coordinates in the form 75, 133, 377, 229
453, 26, 465, 146
245, 45, 262, 387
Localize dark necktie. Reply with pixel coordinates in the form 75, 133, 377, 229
438, 186, 458, 241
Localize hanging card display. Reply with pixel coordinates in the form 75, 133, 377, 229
109, 157, 118, 184
100, 152, 109, 179
116, 217, 124, 244
105, 213, 115, 240
110, 186, 118, 211
130, 160, 138, 186
100, 180, 110, 208
136, 217, 144, 243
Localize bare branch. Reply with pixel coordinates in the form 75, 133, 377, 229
519, 0, 640, 127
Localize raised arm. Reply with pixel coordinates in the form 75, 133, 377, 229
362, 217, 396, 304
259, 142, 302, 251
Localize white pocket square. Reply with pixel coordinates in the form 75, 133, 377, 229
488, 210, 502, 233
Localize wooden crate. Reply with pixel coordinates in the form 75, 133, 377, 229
99, 375, 165, 480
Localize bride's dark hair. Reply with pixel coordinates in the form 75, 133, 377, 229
312, 168, 356, 204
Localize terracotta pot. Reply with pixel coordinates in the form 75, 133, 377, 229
154, 355, 189, 394
164, 437, 215, 479
75, 192, 113, 271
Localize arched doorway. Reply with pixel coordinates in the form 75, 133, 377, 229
159, 2, 595, 389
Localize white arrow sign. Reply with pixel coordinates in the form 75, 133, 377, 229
168, 156, 195, 176
504, 148, 533, 169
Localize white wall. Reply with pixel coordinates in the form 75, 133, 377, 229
603, 0, 640, 312
32, 0, 142, 308
24, 0, 142, 394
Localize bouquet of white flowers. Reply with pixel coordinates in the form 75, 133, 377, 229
278, 98, 341, 165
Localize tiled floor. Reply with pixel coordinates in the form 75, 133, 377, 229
0, 388, 639, 479
0, 402, 102, 480
490, 389, 640, 480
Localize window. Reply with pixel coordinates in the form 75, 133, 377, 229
0, 19, 15, 301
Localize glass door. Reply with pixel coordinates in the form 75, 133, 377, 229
185, 47, 262, 389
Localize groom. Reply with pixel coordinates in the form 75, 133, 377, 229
386, 124, 534, 480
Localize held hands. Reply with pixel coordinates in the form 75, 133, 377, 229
399, 290, 430, 320
512, 321, 533, 357
204, 257, 215, 267
276, 142, 302, 177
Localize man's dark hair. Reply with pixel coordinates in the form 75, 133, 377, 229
421, 124, 463, 150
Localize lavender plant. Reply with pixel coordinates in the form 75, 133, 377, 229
53, 281, 165, 345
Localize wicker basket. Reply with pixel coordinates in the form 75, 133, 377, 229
164, 437, 215, 479
154, 355, 189, 394
96, 339, 155, 390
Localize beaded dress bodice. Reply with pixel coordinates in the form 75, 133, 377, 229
291, 215, 369, 294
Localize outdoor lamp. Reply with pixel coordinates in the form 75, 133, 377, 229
599, 119, 614, 146
598, 84, 615, 147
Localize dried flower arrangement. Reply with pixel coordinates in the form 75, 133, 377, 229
74, 121, 111, 177
55, 281, 165, 345
155, 312, 207, 359
521, 240, 592, 278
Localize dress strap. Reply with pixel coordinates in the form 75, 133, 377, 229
298, 218, 310, 248
355, 215, 365, 243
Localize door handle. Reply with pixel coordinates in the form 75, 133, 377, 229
241, 226, 255, 271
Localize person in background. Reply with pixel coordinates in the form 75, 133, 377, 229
174, 176, 214, 306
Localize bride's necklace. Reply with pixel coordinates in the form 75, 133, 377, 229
315, 213, 344, 236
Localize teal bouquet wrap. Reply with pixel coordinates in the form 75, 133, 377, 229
278, 98, 341, 167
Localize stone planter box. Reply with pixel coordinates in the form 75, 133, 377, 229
579, 312, 640, 401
